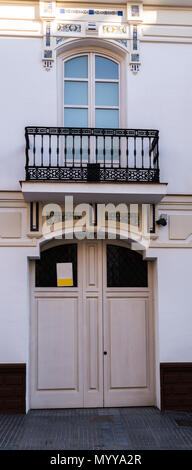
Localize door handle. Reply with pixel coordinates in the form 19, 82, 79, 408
103, 351, 107, 355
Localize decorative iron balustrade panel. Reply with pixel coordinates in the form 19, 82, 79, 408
26, 127, 159, 138
26, 166, 159, 182
25, 127, 160, 183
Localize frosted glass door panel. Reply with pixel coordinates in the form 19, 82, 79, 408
95, 56, 119, 79
64, 108, 88, 127
95, 109, 119, 128
95, 83, 119, 107
64, 82, 88, 105
64, 56, 88, 78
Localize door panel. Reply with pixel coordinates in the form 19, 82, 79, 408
83, 242, 103, 407
86, 298, 100, 390
37, 298, 78, 390
103, 294, 154, 406
31, 293, 83, 408
107, 298, 147, 389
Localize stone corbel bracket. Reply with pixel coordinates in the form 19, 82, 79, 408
127, 2, 143, 73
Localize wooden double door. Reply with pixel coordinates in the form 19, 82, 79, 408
30, 240, 155, 408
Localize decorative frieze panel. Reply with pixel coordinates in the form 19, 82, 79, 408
39, 1, 144, 73
102, 25, 128, 36
57, 23, 81, 33
127, 3, 143, 23
55, 22, 128, 40
56, 7, 125, 22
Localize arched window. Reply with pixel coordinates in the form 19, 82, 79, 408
63, 54, 119, 128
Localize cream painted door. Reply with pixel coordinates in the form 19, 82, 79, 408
30, 243, 84, 408
30, 240, 154, 409
103, 241, 155, 407
30, 240, 103, 409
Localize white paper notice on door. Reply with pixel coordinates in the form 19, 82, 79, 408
56, 263, 73, 287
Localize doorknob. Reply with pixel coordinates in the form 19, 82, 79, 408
103, 351, 107, 355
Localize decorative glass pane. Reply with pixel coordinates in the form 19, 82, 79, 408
64, 108, 88, 127
95, 82, 119, 106
64, 56, 88, 78
107, 245, 148, 287
95, 56, 119, 79
64, 81, 88, 105
95, 109, 119, 128
35, 244, 77, 287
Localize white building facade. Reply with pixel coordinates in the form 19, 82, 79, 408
0, 0, 192, 413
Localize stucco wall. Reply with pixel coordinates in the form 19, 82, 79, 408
156, 249, 192, 362
0, 247, 30, 363
0, 37, 192, 192
0, 37, 57, 190
0, 243, 191, 412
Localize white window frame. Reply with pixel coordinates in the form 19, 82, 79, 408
63, 53, 120, 128
57, 44, 128, 129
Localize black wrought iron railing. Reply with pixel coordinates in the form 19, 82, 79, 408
25, 127, 159, 183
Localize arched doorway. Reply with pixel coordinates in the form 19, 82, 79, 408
30, 240, 155, 408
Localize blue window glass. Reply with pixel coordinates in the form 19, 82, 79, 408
95, 109, 119, 128
64, 108, 88, 127
64, 56, 88, 78
95, 56, 118, 79
64, 81, 88, 105
95, 82, 119, 106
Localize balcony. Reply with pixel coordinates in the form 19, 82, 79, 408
21, 127, 167, 203
25, 127, 159, 183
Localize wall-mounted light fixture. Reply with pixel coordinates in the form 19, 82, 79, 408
156, 214, 168, 226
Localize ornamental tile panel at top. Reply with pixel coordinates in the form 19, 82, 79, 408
58, 8, 124, 17
40, 4, 144, 73
57, 23, 81, 33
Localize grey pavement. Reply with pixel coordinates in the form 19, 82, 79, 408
0, 407, 192, 450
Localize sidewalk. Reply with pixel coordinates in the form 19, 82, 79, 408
0, 407, 192, 450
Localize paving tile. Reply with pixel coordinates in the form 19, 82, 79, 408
0, 408, 192, 450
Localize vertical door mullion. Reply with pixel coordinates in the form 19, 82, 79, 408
102, 240, 107, 407
92, 52, 96, 128
89, 53, 95, 162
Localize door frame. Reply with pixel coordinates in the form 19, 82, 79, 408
29, 238, 156, 409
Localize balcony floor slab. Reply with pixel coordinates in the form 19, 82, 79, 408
21, 181, 167, 204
